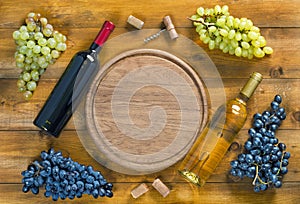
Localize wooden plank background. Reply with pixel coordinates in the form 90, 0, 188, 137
1, 0, 300, 203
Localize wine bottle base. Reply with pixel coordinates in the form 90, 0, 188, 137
178, 169, 205, 187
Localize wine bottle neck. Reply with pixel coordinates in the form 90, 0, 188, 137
236, 93, 250, 104
89, 42, 102, 53
92, 21, 115, 47
239, 72, 263, 101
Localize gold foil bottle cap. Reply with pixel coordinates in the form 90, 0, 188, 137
240, 72, 263, 99
163, 16, 179, 40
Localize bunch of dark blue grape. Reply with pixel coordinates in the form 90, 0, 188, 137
229, 95, 290, 192
21, 148, 113, 201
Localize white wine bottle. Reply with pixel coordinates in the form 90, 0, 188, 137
178, 72, 263, 186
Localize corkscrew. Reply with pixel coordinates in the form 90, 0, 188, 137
143, 28, 166, 43
143, 15, 178, 43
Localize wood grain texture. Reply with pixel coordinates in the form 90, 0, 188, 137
1, 28, 300, 79
1, 0, 300, 203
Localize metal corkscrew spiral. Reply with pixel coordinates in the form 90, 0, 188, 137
143, 29, 166, 43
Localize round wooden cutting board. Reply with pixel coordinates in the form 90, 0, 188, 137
83, 48, 208, 175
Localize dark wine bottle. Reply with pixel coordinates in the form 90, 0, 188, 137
34, 21, 115, 137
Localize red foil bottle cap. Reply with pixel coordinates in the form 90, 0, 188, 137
94, 21, 115, 46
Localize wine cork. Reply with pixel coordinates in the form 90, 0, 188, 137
163, 16, 178, 40
152, 178, 170, 197
131, 183, 149, 199
127, 15, 144, 29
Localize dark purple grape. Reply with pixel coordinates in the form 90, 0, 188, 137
274, 95, 282, 104
229, 95, 289, 193
21, 148, 113, 201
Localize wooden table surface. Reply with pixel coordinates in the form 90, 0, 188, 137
1, 0, 300, 203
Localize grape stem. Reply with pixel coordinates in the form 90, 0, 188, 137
276, 153, 285, 175
31, 160, 44, 176
187, 17, 215, 27
252, 165, 269, 186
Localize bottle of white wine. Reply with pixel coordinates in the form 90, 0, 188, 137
178, 72, 263, 186
34, 21, 115, 137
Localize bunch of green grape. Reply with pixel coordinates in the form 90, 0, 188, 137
190, 5, 273, 59
13, 12, 67, 100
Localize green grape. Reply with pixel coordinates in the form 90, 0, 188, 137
228, 46, 235, 55
245, 19, 253, 30
38, 38, 47, 46
197, 7, 205, 16
34, 32, 43, 40
228, 29, 235, 39
31, 70, 40, 81
18, 86, 26, 93
233, 18, 240, 29
39, 68, 45, 75
40, 62, 49, 69
23, 91, 33, 100
41, 46, 51, 55
27, 21, 37, 31
19, 25, 28, 32
258, 36, 266, 47
239, 21, 246, 31
37, 56, 46, 66
27, 12, 35, 18
19, 45, 28, 54
230, 39, 238, 48
208, 26, 217, 33
22, 72, 31, 82
53, 32, 63, 42
251, 40, 261, 48
56, 42, 67, 51
234, 46, 242, 57
30, 62, 39, 70
219, 41, 227, 50
251, 26, 260, 33
45, 53, 52, 62
26, 40, 35, 49
16, 40, 27, 46
32, 55, 38, 62
189, 4, 272, 59
221, 5, 229, 13
222, 46, 229, 53
20, 31, 30, 40
16, 62, 25, 69
17, 79, 26, 88
13, 12, 67, 100
241, 41, 250, 49
208, 40, 215, 50
219, 29, 228, 37
13, 30, 21, 40
215, 36, 222, 44
43, 28, 52, 37
15, 53, 25, 63
61, 35, 67, 43
32, 45, 41, 54
40, 17, 48, 26
24, 64, 31, 71
242, 49, 248, 58
202, 36, 210, 44
51, 50, 60, 58
253, 47, 265, 58
248, 31, 259, 40
26, 81, 37, 91
47, 38, 57, 48
25, 49, 34, 57
263, 46, 273, 54
216, 18, 226, 27
241, 33, 250, 42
